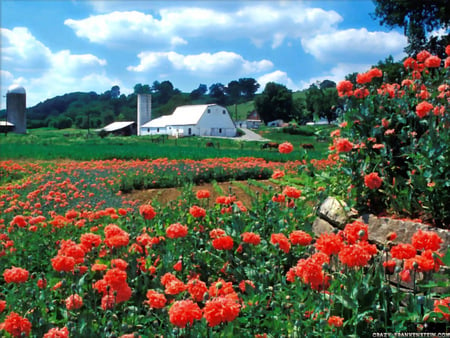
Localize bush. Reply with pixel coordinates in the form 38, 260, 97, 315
333, 49, 450, 227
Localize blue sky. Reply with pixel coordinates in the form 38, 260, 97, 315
1, 0, 408, 108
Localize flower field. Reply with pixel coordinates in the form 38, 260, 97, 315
1, 47, 450, 337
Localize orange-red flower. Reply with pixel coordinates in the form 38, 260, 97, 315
328, 316, 344, 328
212, 236, 234, 250
411, 229, 443, 251
166, 223, 188, 239
364, 172, 382, 190
335, 138, 353, 152
271, 170, 285, 179
278, 142, 294, 154
43, 327, 69, 338
0, 312, 32, 337
424, 55, 441, 68
282, 186, 301, 199
416, 101, 433, 118
343, 220, 368, 244
139, 204, 156, 220
196, 190, 210, 199
203, 296, 241, 327
289, 230, 312, 246
336, 80, 353, 97
338, 244, 372, 268
187, 278, 208, 302
270, 233, 290, 253
65, 294, 83, 311
144, 290, 167, 309
0, 300, 6, 313
3, 266, 29, 283
168, 300, 202, 328
189, 205, 206, 218
315, 233, 344, 256
391, 243, 416, 260
241, 232, 261, 245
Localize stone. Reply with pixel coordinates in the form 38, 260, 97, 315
312, 217, 335, 236
317, 197, 350, 228
359, 214, 450, 254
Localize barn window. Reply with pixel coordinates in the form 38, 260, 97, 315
157, 128, 159, 132
208, 109, 211, 113
188, 128, 192, 135
222, 110, 226, 114
147, 128, 150, 132
219, 128, 222, 133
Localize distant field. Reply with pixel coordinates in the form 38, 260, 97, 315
0, 125, 334, 161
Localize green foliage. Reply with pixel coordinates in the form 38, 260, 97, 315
334, 51, 450, 227
255, 82, 293, 123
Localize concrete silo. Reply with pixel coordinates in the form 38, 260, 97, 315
137, 94, 151, 136
6, 84, 27, 134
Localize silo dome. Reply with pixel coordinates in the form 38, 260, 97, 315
7, 84, 26, 95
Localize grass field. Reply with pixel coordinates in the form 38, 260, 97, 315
0, 125, 334, 161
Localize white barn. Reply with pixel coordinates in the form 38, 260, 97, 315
140, 104, 236, 137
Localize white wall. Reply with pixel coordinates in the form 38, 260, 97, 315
140, 126, 167, 135
197, 105, 236, 136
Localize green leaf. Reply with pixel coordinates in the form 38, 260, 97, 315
437, 305, 450, 314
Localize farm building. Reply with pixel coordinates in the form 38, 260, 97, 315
5, 84, 27, 134
140, 104, 237, 137
97, 121, 136, 136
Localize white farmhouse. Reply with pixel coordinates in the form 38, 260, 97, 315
140, 104, 236, 137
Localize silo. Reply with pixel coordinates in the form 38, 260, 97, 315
6, 84, 26, 134
137, 94, 151, 136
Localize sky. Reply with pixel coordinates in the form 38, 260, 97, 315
1, 0, 408, 108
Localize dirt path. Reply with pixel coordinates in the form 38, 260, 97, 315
126, 180, 280, 209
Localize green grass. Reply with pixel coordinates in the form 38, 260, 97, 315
0, 125, 335, 161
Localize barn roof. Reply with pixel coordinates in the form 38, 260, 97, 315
101, 121, 135, 132
0, 121, 15, 126
141, 104, 217, 128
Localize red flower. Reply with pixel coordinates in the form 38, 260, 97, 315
168, 300, 202, 328
43, 327, 69, 338
383, 260, 397, 274
196, 190, 210, 199
270, 233, 290, 253
336, 80, 353, 96
335, 138, 353, 152
3, 266, 29, 283
271, 170, 285, 179
433, 298, 450, 321
424, 55, 441, 68
187, 278, 208, 302
289, 230, 312, 246
399, 269, 411, 283
272, 194, 286, 203
241, 232, 261, 245
315, 233, 344, 256
65, 294, 83, 310
343, 220, 368, 244
101, 294, 116, 310
0, 300, 6, 313
165, 277, 186, 295
209, 228, 226, 239
338, 244, 371, 268
446, 45, 450, 56
173, 260, 182, 272
208, 279, 236, 298
203, 296, 241, 327
0, 312, 32, 337
278, 142, 294, 154
364, 172, 382, 190
282, 186, 301, 199
144, 290, 167, 309
354, 87, 369, 99
416, 101, 433, 118
80, 233, 102, 250
417, 50, 431, 62
189, 205, 206, 218
104, 224, 129, 249
139, 204, 156, 220
328, 316, 344, 328
212, 236, 234, 250
111, 259, 128, 270
296, 258, 329, 290
391, 243, 416, 260
411, 229, 443, 251
166, 223, 188, 239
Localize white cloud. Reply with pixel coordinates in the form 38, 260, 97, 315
127, 51, 273, 76
64, 4, 342, 49
257, 70, 299, 91
1, 27, 115, 107
302, 28, 406, 63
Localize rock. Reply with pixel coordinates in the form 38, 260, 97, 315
312, 217, 335, 236
317, 197, 350, 228
359, 214, 450, 254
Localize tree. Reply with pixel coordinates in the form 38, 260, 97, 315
372, 0, 450, 56
157, 81, 175, 105
238, 78, 260, 99
225, 80, 241, 103
319, 80, 336, 90
209, 83, 226, 104
254, 82, 293, 124
190, 84, 207, 100
110, 85, 120, 99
